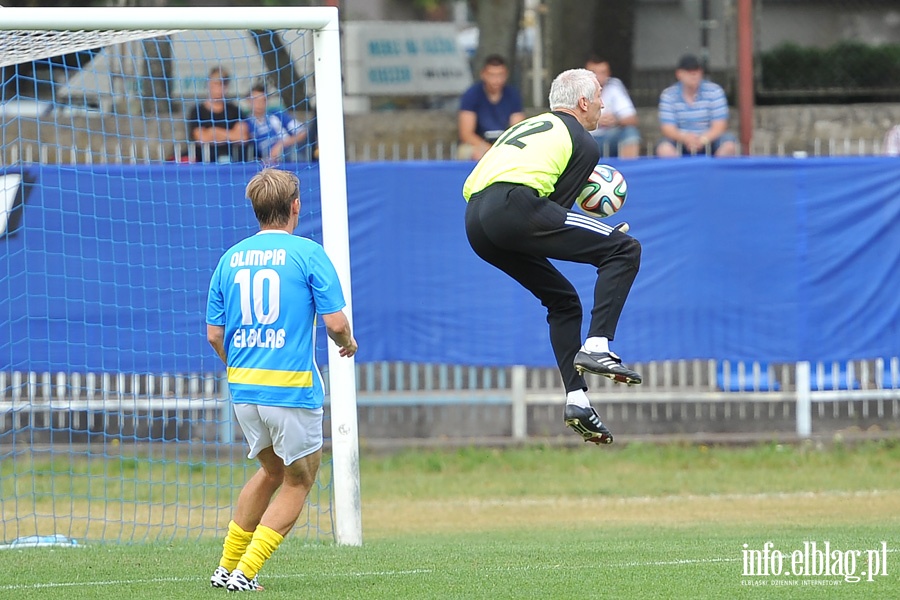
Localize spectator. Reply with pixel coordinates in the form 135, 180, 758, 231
656, 54, 737, 158
244, 84, 310, 163
186, 66, 247, 163
458, 54, 525, 160
884, 124, 900, 156
584, 56, 640, 158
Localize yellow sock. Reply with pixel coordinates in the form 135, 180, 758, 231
219, 520, 254, 571
235, 525, 284, 579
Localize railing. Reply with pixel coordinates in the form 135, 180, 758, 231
346, 139, 896, 161
2, 358, 898, 444
2, 137, 896, 166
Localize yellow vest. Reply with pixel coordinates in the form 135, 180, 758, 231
462, 112, 574, 200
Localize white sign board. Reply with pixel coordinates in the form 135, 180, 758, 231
343, 21, 472, 96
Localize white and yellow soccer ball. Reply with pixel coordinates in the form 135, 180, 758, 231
574, 164, 627, 218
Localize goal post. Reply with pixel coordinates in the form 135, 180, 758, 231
0, 7, 361, 547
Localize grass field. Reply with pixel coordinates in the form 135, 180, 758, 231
4, 440, 900, 599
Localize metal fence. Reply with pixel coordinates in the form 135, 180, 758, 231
345, 138, 895, 161
9, 138, 881, 166
3, 358, 899, 446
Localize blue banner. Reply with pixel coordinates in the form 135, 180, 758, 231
1, 158, 898, 374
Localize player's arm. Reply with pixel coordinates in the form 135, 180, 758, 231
322, 310, 357, 358
207, 324, 227, 364
458, 110, 490, 158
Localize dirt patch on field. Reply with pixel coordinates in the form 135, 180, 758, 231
6, 488, 898, 544
362, 490, 900, 538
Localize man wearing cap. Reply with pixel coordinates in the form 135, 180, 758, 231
656, 54, 737, 157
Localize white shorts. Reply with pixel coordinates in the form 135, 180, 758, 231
232, 404, 324, 465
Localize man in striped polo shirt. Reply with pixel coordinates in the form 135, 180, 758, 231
463, 69, 643, 447
656, 54, 737, 157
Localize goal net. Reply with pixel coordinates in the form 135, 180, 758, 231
0, 7, 360, 548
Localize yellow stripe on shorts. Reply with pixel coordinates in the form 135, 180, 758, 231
227, 367, 313, 388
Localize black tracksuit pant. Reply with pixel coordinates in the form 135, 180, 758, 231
465, 183, 641, 393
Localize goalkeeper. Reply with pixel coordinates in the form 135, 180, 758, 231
462, 69, 641, 446
205, 168, 357, 591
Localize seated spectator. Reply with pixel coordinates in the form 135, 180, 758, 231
585, 56, 640, 158
884, 124, 900, 156
186, 66, 247, 163
458, 54, 525, 160
244, 84, 309, 163
656, 54, 737, 158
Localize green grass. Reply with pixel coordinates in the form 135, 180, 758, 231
1, 453, 253, 504
4, 442, 900, 599
7, 525, 899, 599
360, 439, 900, 499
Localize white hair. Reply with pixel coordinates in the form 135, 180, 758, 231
548, 69, 599, 111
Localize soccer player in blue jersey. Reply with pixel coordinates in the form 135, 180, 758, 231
206, 168, 357, 592
463, 69, 642, 446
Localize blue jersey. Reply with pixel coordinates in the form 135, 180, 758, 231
206, 231, 346, 408
245, 111, 305, 158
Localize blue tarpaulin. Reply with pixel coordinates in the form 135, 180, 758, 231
1, 158, 898, 373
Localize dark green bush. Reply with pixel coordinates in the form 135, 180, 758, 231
759, 41, 900, 94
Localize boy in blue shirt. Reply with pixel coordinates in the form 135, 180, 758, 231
244, 85, 309, 162
206, 168, 356, 591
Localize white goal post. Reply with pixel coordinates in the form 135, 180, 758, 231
0, 7, 362, 547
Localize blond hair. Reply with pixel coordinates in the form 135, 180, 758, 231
245, 168, 299, 227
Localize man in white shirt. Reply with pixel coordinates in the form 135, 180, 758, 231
884, 124, 900, 156
585, 56, 640, 159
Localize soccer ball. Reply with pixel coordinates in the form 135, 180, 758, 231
574, 164, 627, 218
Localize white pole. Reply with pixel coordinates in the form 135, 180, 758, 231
0, 7, 334, 30
511, 365, 527, 439
796, 361, 811, 438
314, 10, 363, 548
